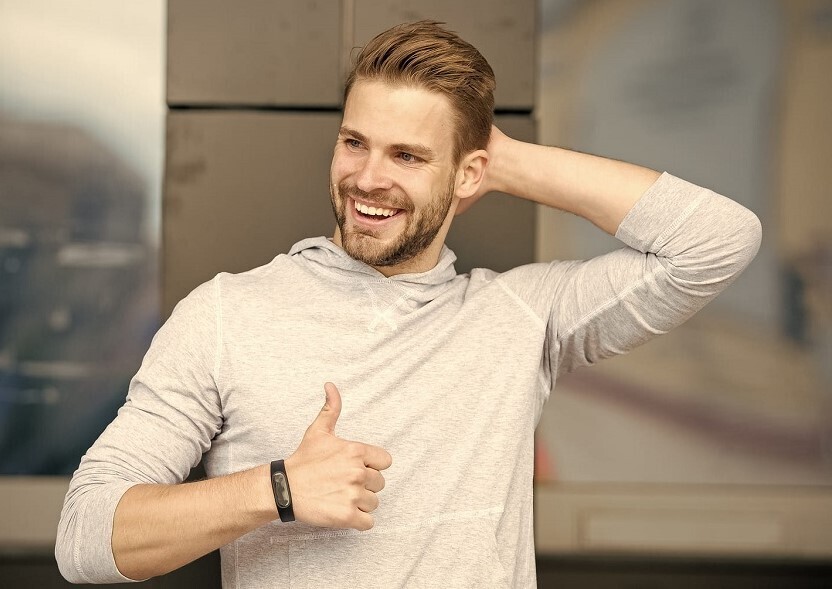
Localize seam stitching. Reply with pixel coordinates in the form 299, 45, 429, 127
213, 275, 223, 386
561, 264, 664, 340
653, 193, 704, 253
73, 500, 93, 583
495, 278, 545, 330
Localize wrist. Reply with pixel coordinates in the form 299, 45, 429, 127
249, 464, 279, 520
483, 131, 517, 196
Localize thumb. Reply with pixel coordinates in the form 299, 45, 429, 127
310, 381, 342, 433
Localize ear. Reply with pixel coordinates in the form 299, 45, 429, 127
454, 149, 489, 200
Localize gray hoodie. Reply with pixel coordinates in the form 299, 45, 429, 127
56, 173, 761, 588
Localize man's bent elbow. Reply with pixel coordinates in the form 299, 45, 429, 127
55, 481, 145, 584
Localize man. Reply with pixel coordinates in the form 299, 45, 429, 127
56, 21, 761, 588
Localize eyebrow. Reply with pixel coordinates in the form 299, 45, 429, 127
339, 126, 437, 161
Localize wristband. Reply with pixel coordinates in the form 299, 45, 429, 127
270, 459, 295, 522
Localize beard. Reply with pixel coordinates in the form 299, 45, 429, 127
330, 174, 455, 268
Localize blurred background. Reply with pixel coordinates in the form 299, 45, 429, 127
0, 0, 830, 587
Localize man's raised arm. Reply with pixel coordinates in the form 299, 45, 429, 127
465, 127, 762, 375
458, 126, 661, 235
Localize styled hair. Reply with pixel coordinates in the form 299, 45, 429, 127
344, 20, 495, 165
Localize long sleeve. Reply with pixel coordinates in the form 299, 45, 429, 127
55, 278, 224, 584
501, 172, 762, 387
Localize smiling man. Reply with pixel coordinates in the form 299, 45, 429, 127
332, 92, 458, 271
57, 21, 762, 588
331, 76, 487, 274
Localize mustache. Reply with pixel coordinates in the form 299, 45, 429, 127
339, 183, 411, 211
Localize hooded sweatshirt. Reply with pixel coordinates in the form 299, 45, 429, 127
56, 173, 761, 588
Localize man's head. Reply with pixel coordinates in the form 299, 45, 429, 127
331, 21, 495, 276
344, 20, 495, 167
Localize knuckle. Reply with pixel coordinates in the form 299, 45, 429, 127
335, 507, 353, 528
346, 441, 364, 459
348, 466, 365, 484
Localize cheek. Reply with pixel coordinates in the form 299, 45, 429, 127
330, 150, 355, 180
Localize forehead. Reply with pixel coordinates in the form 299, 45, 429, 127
342, 80, 456, 158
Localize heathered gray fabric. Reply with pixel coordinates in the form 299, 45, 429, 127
56, 173, 761, 587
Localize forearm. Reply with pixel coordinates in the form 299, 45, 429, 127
487, 133, 661, 235
112, 464, 276, 580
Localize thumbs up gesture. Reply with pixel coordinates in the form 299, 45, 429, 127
284, 383, 393, 531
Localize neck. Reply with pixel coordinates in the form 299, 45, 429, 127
331, 226, 445, 277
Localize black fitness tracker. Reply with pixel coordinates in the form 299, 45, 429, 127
270, 459, 295, 522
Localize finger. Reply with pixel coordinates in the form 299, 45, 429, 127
309, 382, 342, 433
356, 489, 380, 514
364, 468, 385, 493
353, 511, 374, 532
362, 445, 392, 470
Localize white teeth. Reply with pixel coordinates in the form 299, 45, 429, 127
355, 201, 396, 217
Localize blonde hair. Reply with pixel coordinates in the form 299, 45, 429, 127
345, 20, 495, 165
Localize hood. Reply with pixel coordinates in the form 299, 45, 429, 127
288, 236, 460, 305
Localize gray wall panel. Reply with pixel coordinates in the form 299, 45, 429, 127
163, 111, 340, 315
167, 0, 342, 106
351, 0, 536, 110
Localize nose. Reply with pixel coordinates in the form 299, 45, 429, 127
354, 153, 394, 194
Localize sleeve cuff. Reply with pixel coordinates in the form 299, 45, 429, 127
76, 481, 146, 583
614, 172, 708, 254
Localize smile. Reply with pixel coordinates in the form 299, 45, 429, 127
354, 200, 398, 217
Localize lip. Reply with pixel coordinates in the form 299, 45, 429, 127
348, 197, 405, 228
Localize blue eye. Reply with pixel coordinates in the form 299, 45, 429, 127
346, 139, 362, 149
399, 152, 417, 163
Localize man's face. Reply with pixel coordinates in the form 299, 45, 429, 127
330, 80, 460, 275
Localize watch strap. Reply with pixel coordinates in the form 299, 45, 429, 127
270, 459, 295, 522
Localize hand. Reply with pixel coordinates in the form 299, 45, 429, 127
284, 382, 392, 531
454, 125, 508, 216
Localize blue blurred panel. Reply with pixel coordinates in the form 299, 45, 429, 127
0, 2, 163, 475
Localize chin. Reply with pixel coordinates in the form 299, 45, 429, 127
343, 234, 399, 266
